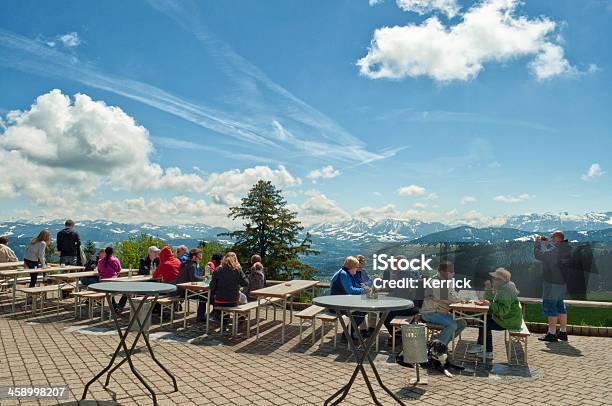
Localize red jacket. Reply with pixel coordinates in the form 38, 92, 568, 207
153, 246, 181, 283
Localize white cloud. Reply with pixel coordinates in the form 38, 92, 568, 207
0, 90, 301, 213
396, 0, 460, 18
369, 0, 384, 5
46, 32, 81, 48
306, 165, 341, 182
373, 191, 382, 196
425, 192, 438, 200
291, 191, 350, 225
461, 196, 477, 204
358, 0, 583, 82
413, 202, 427, 209
0, 90, 206, 198
453, 210, 506, 227
354, 204, 401, 220
204, 165, 301, 206
397, 184, 426, 196
581, 163, 605, 181
493, 193, 535, 203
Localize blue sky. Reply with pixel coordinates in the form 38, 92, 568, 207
0, 0, 610, 227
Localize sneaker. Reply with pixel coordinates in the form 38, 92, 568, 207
467, 344, 483, 354
557, 331, 568, 341
538, 333, 558, 342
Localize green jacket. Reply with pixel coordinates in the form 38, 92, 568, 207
484, 281, 523, 330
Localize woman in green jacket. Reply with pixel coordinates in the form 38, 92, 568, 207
468, 267, 523, 359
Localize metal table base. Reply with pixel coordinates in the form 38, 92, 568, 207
82, 293, 178, 405
326, 310, 406, 406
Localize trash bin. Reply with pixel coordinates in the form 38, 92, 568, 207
401, 324, 428, 364
129, 298, 151, 335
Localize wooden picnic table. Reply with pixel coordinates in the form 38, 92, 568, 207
252, 279, 319, 342
449, 301, 489, 363
1, 266, 84, 312
50, 269, 134, 317
176, 281, 210, 332
0, 261, 22, 270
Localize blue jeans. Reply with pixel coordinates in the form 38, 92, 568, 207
421, 312, 467, 345
80, 276, 99, 287
60, 256, 78, 265
24, 259, 43, 287
476, 314, 505, 352
542, 282, 567, 316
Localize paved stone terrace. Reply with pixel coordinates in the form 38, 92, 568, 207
0, 295, 610, 406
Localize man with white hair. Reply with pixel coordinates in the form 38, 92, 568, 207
139, 246, 161, 276
176, 245, 188, 263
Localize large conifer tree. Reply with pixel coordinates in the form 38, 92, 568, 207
221, 180, 318, 280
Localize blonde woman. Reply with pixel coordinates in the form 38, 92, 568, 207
210, 252, 249, 306
23, 229, 51, 287
330, 256, 369, 339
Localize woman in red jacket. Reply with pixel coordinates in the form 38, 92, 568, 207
153, 246, 181, 283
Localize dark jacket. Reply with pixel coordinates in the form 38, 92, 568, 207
176, 259, 199, 296
57, 228, 81, 257
246, 271, 266, 301
535, 240, 571, 285
330, 267, 364, 296
139, 256, 160, 276
210, 266, 249, 305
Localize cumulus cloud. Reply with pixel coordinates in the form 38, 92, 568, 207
413, 202, 427, 209
354, 204, 401, 220
0, 90, 302, 215
397, 184, 427, 196
358, 0, 585, 82
461, 196, 477, 204
0, 89, 207, 198
493, 193, 535, 203
306, 165, 341, 182
396, 0, 460, 18
581, 163, 605, 181
369, 0, 384, 5
453, 210, 506, 227
291, 191, 350, 225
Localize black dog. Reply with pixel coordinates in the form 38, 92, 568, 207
396, 340, 465, 378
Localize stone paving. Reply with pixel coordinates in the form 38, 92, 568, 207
0, 295, 610, 406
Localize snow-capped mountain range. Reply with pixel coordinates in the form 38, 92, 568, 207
308, 212, 612, 243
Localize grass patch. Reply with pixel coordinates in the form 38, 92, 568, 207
524, 303, 612, 327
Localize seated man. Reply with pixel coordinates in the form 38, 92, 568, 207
139, 246, 161, 276
467, 267, 523, 359
420, 262, 467, 348
330, 256, 369, 339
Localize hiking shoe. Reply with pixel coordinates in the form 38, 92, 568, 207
538, 333, 558, 342
557, 331, 568, 341
467, 344, 483, 354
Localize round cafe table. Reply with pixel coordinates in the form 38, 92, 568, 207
313, 294, 413, 406
81, 282, 178, 406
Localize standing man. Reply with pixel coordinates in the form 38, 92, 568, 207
535, 231, 571, 342
57, 219, 81, 265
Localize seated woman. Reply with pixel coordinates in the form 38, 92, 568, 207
330, 256, 369, 339
467, 267, 523, 359
210, 252, 249, 306
246, 262, 266, 301
153, 246, 181, 283
97, 247, 127, 311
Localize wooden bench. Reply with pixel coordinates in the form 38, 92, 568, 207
215, 297, 283, 338
316, 312, 351, 349
158, 296, 179, 327
505, 320, 530, 366
295, 305, 325, 344
18, 285, 75, 315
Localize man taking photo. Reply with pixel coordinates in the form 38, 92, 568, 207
534, 231, 571, 342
